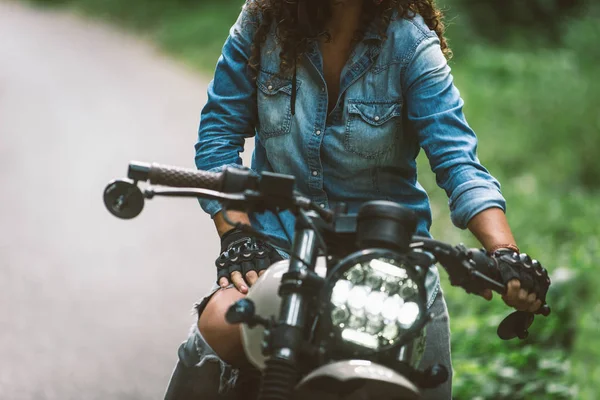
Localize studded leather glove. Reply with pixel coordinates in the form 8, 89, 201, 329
491, 249, 551, 306
215, 228, 283, 284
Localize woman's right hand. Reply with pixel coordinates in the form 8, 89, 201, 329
215, 227, 282, 293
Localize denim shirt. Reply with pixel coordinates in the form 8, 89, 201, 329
195, 6, 506, 307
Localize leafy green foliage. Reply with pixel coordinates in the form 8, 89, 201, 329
447, 0, 586, 43
419, 4, 600, 398
22, 0, 600, 398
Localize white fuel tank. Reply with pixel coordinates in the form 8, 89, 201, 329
241, 258, 328, 370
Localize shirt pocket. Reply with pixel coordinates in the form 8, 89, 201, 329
256, 70, 301, 139
344, 99, 403, 159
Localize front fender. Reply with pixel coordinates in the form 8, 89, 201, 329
295, 360, 421, 400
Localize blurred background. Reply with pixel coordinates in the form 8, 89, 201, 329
1, 0, 598, 398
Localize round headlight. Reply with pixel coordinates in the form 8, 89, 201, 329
324, 251, 427, 352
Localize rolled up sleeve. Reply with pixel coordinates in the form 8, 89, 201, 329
195, 4, 258, 217
403, 34, 506, 229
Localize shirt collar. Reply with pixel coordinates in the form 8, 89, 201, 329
362, 16, 384, 42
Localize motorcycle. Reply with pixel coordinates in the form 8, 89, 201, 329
103, 162, 551, 400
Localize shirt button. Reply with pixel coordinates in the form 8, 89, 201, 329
374, 116, 380, 122
268, 85, 273, 90
316, 130, 321, 135
320, 204, 326, 208
312, 170, 318, 176
321, 86, 325, 92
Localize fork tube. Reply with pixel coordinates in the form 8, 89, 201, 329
278, 227, 319, 330
258, 218, 320, 400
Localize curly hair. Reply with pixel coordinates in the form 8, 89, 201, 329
244, 0, 451, 76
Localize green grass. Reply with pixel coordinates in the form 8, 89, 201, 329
24, 0, 600, 398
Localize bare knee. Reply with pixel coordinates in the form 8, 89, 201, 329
198, 288, 246, 366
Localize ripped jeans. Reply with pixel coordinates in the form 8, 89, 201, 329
163, 285, 453, 400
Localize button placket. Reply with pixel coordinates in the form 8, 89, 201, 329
306, 77, 327, 193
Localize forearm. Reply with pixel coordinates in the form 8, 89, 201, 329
467, 207, 517, 252
214, 210, 251, 237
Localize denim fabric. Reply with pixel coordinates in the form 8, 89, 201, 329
194, 4, 505, 307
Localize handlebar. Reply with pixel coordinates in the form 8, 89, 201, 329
108, 161, 333, 220
104, 161, 551, 339
410, 238, 550, 317
128, 161, 224, 190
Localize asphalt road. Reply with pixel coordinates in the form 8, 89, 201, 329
0, 2, 246, 398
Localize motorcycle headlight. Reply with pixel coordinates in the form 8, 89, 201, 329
323, 250, 427, 352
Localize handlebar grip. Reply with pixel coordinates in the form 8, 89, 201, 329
128, 161, 223, 190
468, 249, 503, 285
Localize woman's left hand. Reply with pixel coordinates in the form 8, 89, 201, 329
490, 250, 551, 313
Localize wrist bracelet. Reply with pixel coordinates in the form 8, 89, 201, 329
488, 243, 520, 255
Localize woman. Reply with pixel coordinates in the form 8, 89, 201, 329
165, 0, 548, 399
